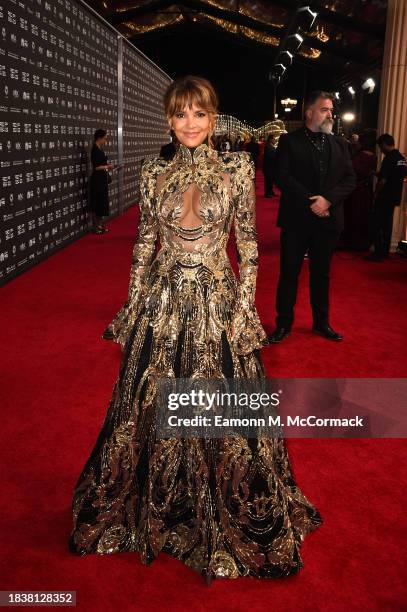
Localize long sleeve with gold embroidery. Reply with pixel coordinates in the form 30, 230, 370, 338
231, 152, 269, 355
102, 159, 158, 349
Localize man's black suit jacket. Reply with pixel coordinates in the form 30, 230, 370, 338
275, 127, 356, 232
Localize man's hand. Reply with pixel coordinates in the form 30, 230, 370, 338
374, 178, 385, 199
309, 195, 331, 217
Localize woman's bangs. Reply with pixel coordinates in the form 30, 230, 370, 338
171, 86, 212, 115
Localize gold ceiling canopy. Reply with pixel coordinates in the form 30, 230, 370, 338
109, 1, 321, 59
96, 0, 386, 69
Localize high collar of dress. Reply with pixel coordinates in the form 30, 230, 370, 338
175, 141, 218, 165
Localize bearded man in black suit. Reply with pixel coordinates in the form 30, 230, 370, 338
269, 91, 356, 343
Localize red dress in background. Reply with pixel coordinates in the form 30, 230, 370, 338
342, 150, 377, 250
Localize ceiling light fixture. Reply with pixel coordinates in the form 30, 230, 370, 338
280, 50, 294, 66
297, 6, 318, 31
274, 63, 287, 77
286, 33, 304, 53
362, 78, 375, 93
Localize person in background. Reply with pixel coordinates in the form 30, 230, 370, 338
365, 133, 407, 262
89, 129, 120, 234
257, 137, 265, 171
236, 137, 246, 151
214, 134, 223, 152
349, 133, 361, 158
246, 135, 259, 169
269, 90, 356, 344
263, 134, 277, 197
230, 135, 239, 151
220, 134, 231, 152
341, 130, 377, 250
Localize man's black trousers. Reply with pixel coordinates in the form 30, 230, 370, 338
373, 198, 396, 258
275, 224, 340, 329
263, 170, 275, 196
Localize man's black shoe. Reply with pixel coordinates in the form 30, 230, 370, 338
312, 324, 343, 341
268, 327, 291, 343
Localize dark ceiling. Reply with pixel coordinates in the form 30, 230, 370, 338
88, 0, 387, 128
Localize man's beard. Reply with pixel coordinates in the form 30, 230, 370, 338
319, 119, 333, 134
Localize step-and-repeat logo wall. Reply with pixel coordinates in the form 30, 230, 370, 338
0, 0, 171, 284
122, 44, 172, 211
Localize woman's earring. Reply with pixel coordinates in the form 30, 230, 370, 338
169, 127, 178, 143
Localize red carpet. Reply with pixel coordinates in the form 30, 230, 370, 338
1, 170, 406, 611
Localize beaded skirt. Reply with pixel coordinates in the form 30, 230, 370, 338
68, 246, 323, 579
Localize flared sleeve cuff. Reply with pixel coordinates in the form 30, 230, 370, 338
231, 300, 269, 356
101, 287, 147, 351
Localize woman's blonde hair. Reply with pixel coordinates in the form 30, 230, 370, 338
163, 75, 219, 146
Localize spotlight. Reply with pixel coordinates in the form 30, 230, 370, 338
286, 33, 304, 53
297, 6, 318, 31
362, 78, 375, 93
342, 112, 355, 122
348, 86, 355, 97
280, 50, 294, 66
274, 63, 287, 77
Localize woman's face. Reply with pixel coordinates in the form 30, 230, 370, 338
169, 102, 213, 147
97, 136, 107, 146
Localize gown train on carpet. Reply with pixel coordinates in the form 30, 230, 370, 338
68, 142, 323, 578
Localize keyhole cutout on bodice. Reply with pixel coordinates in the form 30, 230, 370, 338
154, 167, 232, 252
178, 177, 203, 229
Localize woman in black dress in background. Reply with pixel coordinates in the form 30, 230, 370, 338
89, 129, 115, 234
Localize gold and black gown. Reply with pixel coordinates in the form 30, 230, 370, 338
68, 141, 323, 579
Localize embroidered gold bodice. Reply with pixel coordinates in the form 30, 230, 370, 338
112, 141, 268, 356
154, 142, 231, 253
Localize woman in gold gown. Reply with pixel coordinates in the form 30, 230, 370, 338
68, 76, 323, 584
